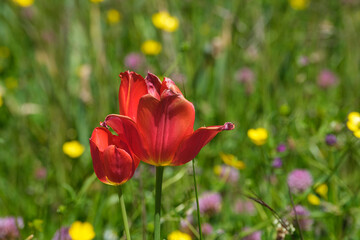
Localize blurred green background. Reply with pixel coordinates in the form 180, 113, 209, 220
1, 0, 360, 239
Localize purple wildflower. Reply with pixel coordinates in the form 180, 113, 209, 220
276, 144, 287, 153
202, 223, 213, 236
235, 67, 256, 94
0, 217, 23, 239
272, 157, 283, 168
234, 200, 256, 215
35, 167, 47, 180
198, 192, 222, 216
242, 227, 262, 240
287, 169, 313, 193
325, 134, 337, 146
217, 165, 239, 183
235, 67, 255, 84
124, 52, 144, 70
52, 227, 71, 240
289, 205, 313, 231
317, 69, 338, 89
297, 56, 309, 67
180, 215, 193, 231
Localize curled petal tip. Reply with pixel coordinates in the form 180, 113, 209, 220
100, 121, 108, 128
222, 122, 235, 130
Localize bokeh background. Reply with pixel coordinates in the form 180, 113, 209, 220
1, 0, 360, 239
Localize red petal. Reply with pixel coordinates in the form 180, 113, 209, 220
119, 71, 148, 121
104, 114, 147, 160
89, 127, 112, 184
137, 93, 195, 165
103, 145, 136, 185
172, 122, 235, 166
160, 77, 183, 96
145, 72, 162, 99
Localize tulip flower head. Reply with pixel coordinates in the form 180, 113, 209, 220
90, 71, 234, 185
100, 71, 234, 166
89, 127, 140, 185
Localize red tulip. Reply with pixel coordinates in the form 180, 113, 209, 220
89, 127, 139, 185
103, 71, 235, 166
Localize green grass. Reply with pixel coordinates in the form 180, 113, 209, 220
0, 0, 360, 239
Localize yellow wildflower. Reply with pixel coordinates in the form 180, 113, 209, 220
152, 11, 179, 32
347, 112, 360, 130
168, 230, 192, 240
89, 0, 104, 3
69, 221, 95, 240
307, 194, 320, 205
141, 40, 162, 55
107, 9, 121, 24
347, 112, 360, 138
315, 184, 328, 199
63, 140, 85, 158
0, 46, 10, 58
0, 95, 3, 107
289, 0, 309, 10
247, 128, 268, 145
220, 153, 245, 170
12, 0, 34, 7
354, 130, 360, 138
5, 77, 18, 90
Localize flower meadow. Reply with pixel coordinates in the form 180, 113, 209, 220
0, 0, 360, 239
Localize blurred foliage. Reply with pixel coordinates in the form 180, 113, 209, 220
0, 0, 360, 239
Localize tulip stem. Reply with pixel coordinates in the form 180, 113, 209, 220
154, 166, 164, 240
192, 159, 203, 240
119, 187, 131, 240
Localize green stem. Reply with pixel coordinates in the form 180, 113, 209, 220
330, 150, 338, 204
192, 159, 203, 240
118, 187, 131, 240
155, 166, 164, 240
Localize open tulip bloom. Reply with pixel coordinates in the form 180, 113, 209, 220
89, 71, 234, 239
90, 71, 234, 183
